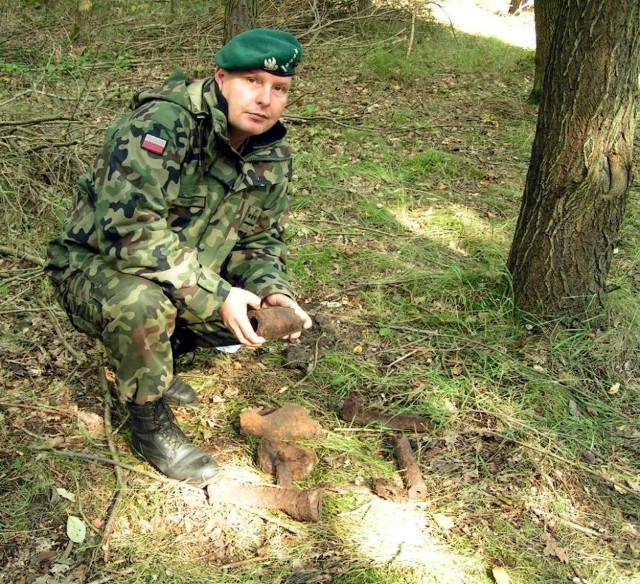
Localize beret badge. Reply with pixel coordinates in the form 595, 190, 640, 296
264, 57, 278, 71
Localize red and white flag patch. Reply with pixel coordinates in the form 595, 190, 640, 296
141, 133, 167, 155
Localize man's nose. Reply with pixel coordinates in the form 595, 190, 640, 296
256, 85, 271, 106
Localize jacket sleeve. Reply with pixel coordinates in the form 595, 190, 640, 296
223, 177, 295, 300
91, 101, 231, 319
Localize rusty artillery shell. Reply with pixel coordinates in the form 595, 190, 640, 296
247, 307, 306, 340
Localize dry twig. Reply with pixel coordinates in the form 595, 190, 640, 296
98, 354, 127, 562
0, 245, 44, 267
37, 299, 86, 364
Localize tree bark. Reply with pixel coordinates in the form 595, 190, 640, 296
223, 0, 258, 44
508, 0, 522, 14
529, 0, 560, 104
507, 0, 640, 320
71, 0, 93, 44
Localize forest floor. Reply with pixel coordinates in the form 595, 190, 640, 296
1, 1, 639, 583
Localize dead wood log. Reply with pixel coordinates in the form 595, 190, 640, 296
340, 395, 431, 432
247, 307, 306, 339
393, 434, 428, 499
207, 481, 323, 523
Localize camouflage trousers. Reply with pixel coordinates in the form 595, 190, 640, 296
56, 263, 237, 404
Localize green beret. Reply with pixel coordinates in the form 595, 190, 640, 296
215, 28, 303, 76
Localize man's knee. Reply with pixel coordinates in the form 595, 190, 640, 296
102, 280, 177, 347
60, 268, 178, 346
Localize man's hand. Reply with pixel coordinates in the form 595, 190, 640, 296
262, 293, 312, 340
220, 287, 266, 347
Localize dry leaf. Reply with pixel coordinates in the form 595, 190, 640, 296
55, 487, 76, 502
608, 383, 621, 395
76, 410, 104, 434
66, 515, 86, 544
543, 533, 569, 564
448, 240, 468, 256
568, 399, 579, 418
626, 480, 640, 492
492, 566, 510, 584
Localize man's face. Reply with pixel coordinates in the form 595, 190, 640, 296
214, 68, 292, 146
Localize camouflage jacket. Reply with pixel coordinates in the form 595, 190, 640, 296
46, 75, 295, 321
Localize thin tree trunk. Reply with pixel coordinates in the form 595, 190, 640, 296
223, 0, 258, 44
507, 0, 640, 320
71, 0, 93, 44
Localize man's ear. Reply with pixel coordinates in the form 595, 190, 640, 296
214, 67, 225, 88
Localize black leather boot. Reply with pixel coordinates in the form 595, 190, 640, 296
163, 377, 199, 406
171, 330, 198, 359
127, 399, 218, 482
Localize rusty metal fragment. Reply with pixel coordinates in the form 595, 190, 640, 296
257, 438, 318, 487
240, 403, 325, 440
207, 481, 323, 522
247, 307, 305, 339
393, 433, 428, 499
340, 395, 431, 432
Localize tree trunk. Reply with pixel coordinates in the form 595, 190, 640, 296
223, 0, 258, 44
508, 0, 533, 15
528, 0, 560, 104
507, 0, 640, 321
508, 0, 522, 14
71, 0, 93, 44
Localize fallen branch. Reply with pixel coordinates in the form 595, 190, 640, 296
37, 299, 86, 364
45, 449, 175, 484
0, 400, 75, 417
26, 139, 82, 154
0, 116, 79, 127
0, 245, 45, 267
98, 357, 126, 562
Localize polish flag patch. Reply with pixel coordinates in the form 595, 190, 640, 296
141, 133, 167, 155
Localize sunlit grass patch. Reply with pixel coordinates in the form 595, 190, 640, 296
360, 50, 423, 84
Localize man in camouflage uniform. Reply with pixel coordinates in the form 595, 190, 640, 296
46, 29, 311, 483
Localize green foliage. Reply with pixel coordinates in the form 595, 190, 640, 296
361, 50, 420, 83
0, 60, 32, 75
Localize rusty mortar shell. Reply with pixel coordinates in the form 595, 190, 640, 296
247, 307, 306, 339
